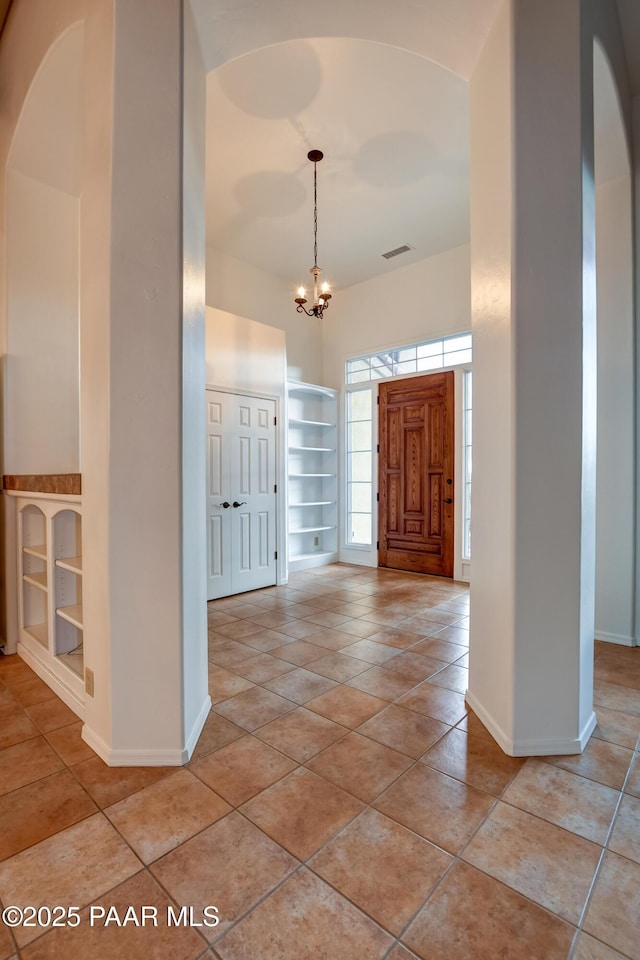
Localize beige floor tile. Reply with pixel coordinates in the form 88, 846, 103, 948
255, 707, 348, 763
608, 793, 640, 863
0, 769, 97, 860
307, 732, 412, 802
0, 695, 40, 750
310, 808, 451, 935
385, 651, 446, 683
0, 813, 141, 948
269, 640, 328, 665
455, 708, 495, 741
151, 811, 297, 941
427, 663, 468, 695
402, 860, 575, 960
207, 608, 238, 627
21, 869, 205, 960
0, 737, 63, 796
303, 610, 353, 629
306, 686, 387, 728
232, 653, 296, 684
357, 704, 450, 759
593, 680, 640, 717
545, 738, 634, 790
45, 722, 95, 766
421, 728, 524, 797
212, 686, 295, 731
105, 769, 231, 863
0, 916, 14, 960
338, 638, 401, 665
572, 933, 628, 959
411, 637, 469, 662
347, 665, 421, 701
215, 868, 393, 960
624, 753, 640, 797
189, 711, 245, 762
364, 628, 424, 650
595, 654, 640, 690
208, 666, 255, 704
374, 763, 494, 854
583, 851, 640, 959
387, 947, 421, 960
274, 619, 325, 640
7, 676, 56, 708
24, 698, 77, 733
502, 759, 619, 843
462, 801, 601, 924
247, 610, 296, 629
398, 682, 468, 726
592, 705, 640, 749
241, 628, 297, 651
190, 735, 297, 805
209, 639, 264, 666
72, 756, 177, 808
334, 619, 382, 638
306, 651, 370, 682
264, 667, 338, 704
304, 627, 368, 651
241, 768, 363, 859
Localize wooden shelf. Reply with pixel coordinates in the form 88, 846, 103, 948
23, 571, 47, 591
290, 501, 336, 507
23, 544, 47, 561
289, 445, 335, 453
288, 418, 335, 428
55, 556, 82, 575
56, 604, 83, 630
24, 622, 48, 647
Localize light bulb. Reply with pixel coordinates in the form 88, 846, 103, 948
321, 281, 330, 294
297, 286, 306, 299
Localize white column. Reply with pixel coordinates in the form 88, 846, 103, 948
81, 0, 209, 764
468, 0, 597, 755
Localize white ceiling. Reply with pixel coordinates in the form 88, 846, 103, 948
195, 0, 638, 293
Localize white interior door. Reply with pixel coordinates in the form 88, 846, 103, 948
207, 390, 277, 600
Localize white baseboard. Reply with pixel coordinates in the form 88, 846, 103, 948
82, 694, 212, 767
595, 631, 636, 647
18, 641, 84, 720
465, 691, 597, 757
183, 694, 213, 762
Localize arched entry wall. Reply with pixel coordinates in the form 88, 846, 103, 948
593, 39, 635, 646
5, 23, 84, 476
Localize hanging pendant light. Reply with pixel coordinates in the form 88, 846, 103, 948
294, 149, 332, 318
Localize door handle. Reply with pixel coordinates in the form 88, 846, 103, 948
232, 501, 247, 508
444, 498, 453, 504
217, 501, 230, 509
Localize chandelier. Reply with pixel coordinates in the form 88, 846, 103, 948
294, 149, 332, 319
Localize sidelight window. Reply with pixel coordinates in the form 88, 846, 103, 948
346, 388, 373, 545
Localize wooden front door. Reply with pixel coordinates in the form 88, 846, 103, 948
378, 371, 454, 577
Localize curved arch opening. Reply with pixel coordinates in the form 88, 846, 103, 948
593, 38, 635, 646
5, 23, 84, 475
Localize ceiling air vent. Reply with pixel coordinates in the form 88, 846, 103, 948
381, 244, 412, 260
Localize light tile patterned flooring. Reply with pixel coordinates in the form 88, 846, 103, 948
0, 563, 639, 959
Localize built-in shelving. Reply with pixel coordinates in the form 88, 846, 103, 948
287, 381, 338, 571
14, 493, 85, 718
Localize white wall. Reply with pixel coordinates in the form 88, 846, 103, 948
206, 306, 288, 585
206, 246, 323, 384
595, 175, 634, 645
5, 170, 80, 473
322, 243, 471, 389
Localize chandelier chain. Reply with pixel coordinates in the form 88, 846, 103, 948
313, 161, 318, 268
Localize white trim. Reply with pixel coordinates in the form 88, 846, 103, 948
595, 631, 636, 646
18, 640, 85, 719
465, 690, 597, 756
5, 489, 81, 504
183, 694, 213, 761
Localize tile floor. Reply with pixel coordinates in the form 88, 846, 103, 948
0, 563, 639, 959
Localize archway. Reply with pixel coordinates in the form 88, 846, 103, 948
593, 39, 635, 648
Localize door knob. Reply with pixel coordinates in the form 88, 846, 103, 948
218, 501, 230, 509
232, 501, 247, 508
444, 498, 453, 504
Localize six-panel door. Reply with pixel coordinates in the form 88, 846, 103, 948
206, 390, 277, 599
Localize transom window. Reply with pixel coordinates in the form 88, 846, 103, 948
346, 333, 472, 384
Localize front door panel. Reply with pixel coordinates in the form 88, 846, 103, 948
378, 372, 454, 577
